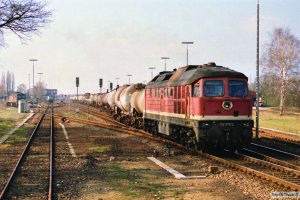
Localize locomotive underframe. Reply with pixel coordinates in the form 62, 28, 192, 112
144, 112, 253, 149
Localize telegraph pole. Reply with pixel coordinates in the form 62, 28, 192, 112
29, 59, 38, 97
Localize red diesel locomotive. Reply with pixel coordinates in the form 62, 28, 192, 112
143, 62, 253, 150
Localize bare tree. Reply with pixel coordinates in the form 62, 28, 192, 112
11, 72, 15, 92
17, 83, 27, 94
261, 28, 300, 115
34, 80, 45, 99
0, 72, 5, 96
0, 0, 52, 46
6, 71, 11, 95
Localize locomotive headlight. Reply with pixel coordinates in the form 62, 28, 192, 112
222, 101, 233, 110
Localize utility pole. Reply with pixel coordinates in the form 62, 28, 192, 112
255, 0, 260, 139
29, 59, 38, 97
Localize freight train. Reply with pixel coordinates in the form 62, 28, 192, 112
75, 62, 254, 150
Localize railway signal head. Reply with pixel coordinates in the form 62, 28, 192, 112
76, 77, 79, 87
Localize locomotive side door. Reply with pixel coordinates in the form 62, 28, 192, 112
185, 85, 190, 122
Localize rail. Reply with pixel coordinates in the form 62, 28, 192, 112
62, 103, 300, 190
0, 104, 54, 199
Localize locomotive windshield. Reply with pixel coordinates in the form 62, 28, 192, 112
203, 80, 224, 97
229, 80, 248, 97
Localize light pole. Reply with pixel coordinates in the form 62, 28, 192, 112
37, 72, 43, 82
148, 67, 156, 79
161, 57, 170, 71
115, 78, 120, 87
29, 59, 38, 96
107, 81, 111, 92
127, 74, 132, 84
28, 73, 30, 97
182, 41, 194, 65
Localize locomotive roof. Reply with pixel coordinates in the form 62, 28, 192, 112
146, 62, 248, 88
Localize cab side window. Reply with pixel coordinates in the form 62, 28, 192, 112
192, 85, 199, 97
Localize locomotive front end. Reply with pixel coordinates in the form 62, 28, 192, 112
197, 77, 254, 149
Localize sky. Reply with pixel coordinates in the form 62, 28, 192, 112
0, 0, 299, 94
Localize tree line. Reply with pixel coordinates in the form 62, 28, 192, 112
252, 28, 300, 115
0, 71, 15, 97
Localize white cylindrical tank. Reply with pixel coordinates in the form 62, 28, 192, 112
90, 94, 96, 104
96, 93, 103, 106
114, 85, 129, 110
131, 89, 145, 114
119, 84, 136, 112
107, 90, 117, 107
102, 93, 109, 105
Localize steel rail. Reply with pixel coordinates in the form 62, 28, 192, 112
242, 148, 300, 172
251, 143, 300, 158
258, 129, 300, 144
232, 150, 300, 176
0, 108, 48, 199
48, 103, 54, 200
72, 104, 129, 127
52, 113, 136, 133
201, 150, 300, 191
65, 103, 300, 190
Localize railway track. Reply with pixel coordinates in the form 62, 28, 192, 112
215, 150, 300, 190
258, 128, 300, 147
58, 103, 300, 190
243, 143, 300, 168
0, 104, 55, 199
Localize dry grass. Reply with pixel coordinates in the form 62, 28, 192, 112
253, 108, 300, 134
0, 107, 28, 137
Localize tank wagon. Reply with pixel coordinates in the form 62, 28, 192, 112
82, 62, 253, 150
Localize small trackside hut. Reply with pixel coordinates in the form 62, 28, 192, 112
144, 62, 254, 150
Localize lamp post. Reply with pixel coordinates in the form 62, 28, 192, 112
161, 57, 170, 71
28, 73, 30, 97
37, 72, 43, 82
115, 77, 120, 87
29, 59, 38, 96
182, 41, 194, 65
107, 81, 111, 92
148, 67, 156, 79
127, 74, 132, 84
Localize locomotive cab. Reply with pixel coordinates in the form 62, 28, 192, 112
193, 77, 253, 149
